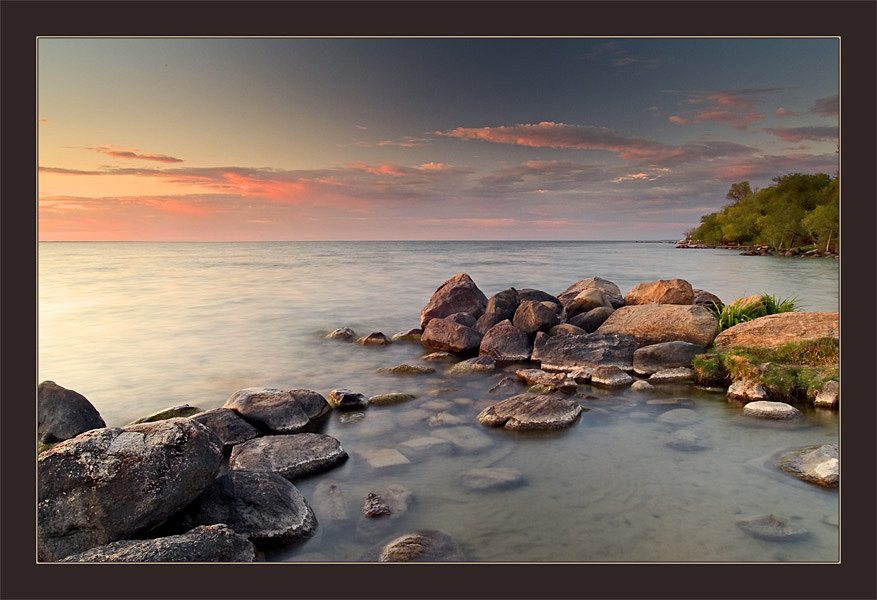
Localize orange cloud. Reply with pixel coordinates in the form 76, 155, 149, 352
85, 145, 184, 163
666, 88, 781, 130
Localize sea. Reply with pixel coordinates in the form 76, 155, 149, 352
37, 241, 840, 562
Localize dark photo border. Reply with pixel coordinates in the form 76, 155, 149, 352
3, 2, 874, 599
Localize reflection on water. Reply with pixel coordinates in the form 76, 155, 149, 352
38, 242, 839, 562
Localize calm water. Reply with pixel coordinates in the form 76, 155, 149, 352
38, 241, 839, 562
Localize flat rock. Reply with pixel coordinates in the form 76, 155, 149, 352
596, 304, 718, 348
38, 381, 106, 444
487, 376, 521, 397
358, 448, 411, 469
420, 273, 488, 328
649, 367, 695, 383
591, 365, 634, 387
625, 278, 694, 305
532, 331, 636, 372
398, 436, 454, 460
459, 467, 524, 491
478, 319, 531, 362
736, 515, 809, 541
129, 404, 201, 425
727, 379, 769, 402
477, 393, 582, 430
228, 433, 348, 480
449, 355, 497, 375
363, 530, 464, 562
713, 312, 838, 351
423, 351, 456, 361
633, 341, 706, 375
515, 368, 577, 393
223, 388, 330, 433
742, 401, 802, 420
656, 408, 700, 427
775, 444, 838, 488
189, 408, 261, 452
368, 393, 417, 406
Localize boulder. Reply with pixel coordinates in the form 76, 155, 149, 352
515, 369, 577, 393
459, 467, 524, 491
59, 525, 255, 562
476, 288, 521, 333
420, 273, 488, 328
742, 401, 802, 420
326, 327, 356, 339
421, 317, 483, 355
38, 418, 223, 561
727, 380, 768, 402
189, 408, 261, 453
376, 364, 435, 375
775, 444, 838, 488
649, 367, 695, 383
478, 320, 531, 362
557, 277, 624, 309
228, 433, 348, 480
591, 366, 634, 387
513, 300, 560, 336
624, 278, 695, 305
477, 393, 582, 430
549, 323, 587, 337
328, 389, 369, 411
38, 381, 106, 444
223, 388, 330, 434
567, 306, 615, 333
692, 289, 724, 312
814, 381, 839, 408
357, 332, 392, 345
729, 294, 765, 309
449, 355, 497, 375
532, 331, 637, 372
176, 470, 317, 544
736, 515, 809, 541
129, 404, 201, 425
368, 393, 417, 406
713, 312, 838, 351
566, 287, 613, 317
596, 304, 719, 348
363, 530, 464, 562
391, 328, 422, 342
631, 380, 654, 392
633, 341, 706, 375
518, 289, 564, 314
444, 312, 477, 329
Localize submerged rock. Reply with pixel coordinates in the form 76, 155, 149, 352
656, 408, 701, 427
357, 332, 392, 345
477, 393, 582, 430
449, 355, 496, 375
391, 328, 422, 342
229, 433, 348, 480
666, 427, 714, 451
368, 393, 417, 406
775, 444, 838, 488
459, 467, 524, 491
326, 327, 356, 340
423, 351, 457, 361
38, 381, 106, 444
364, 530, 464, 562
376, 364, 435, 375
420, 273, 488, 329
328, 388, 369, 411
312, 479, 350, 525
736, 515, 809, 541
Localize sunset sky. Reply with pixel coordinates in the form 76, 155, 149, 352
38, 37, 839, 241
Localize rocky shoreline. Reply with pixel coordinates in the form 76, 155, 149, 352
676, 241, 838, 258
37, 273, 839, 562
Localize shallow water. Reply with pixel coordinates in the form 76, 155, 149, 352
38, 241, 839, 562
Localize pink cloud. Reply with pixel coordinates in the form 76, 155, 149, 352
85, 145, 184, 163
811, 94, 838, 117
39, 119, 56, 124
668, 116, 688, 125
764, 126, 838, 142
666, 88, 782, 130
775, 107, 798, 117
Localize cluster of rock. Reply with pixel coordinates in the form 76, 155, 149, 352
736, 245, 838, 258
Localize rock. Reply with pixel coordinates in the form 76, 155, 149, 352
423, 351, 456, 361
38, 418, 223, 561
518, 289, 564, 314
445, 311, 478, 328
566, 287, 613, 317
775, 444, 838, 488
478, 320, 531, 362
488, 376, 521, 396
633, 341, 706, 375
368, 393, 417, 406
666, 427, 714, 451
736, 515, 809, 541
814, 381, 839, 408
376, 364, 435, 375
557, 277, 624, 309
338, 411, 366, 424
129, 404, 201, 425
569, 367, 593, 383
430, 426, 494, 452
362, 492, 392, 517
656, 408, 700, 427
189, 408, 261, 452
727, 380, 769, 402
228, 433, 348, 480
176, 471, 317, 544
223, 388, 330, 434
357, 332, 392, 345
362, 485, 411, 518
729, 294, 765, 310
742, 401, 802, 420
449, 355, 496, 375
420, 273, 488, 328
591, 365, 634, 387
631, 380, 654, 391
713, 312, 838, 351
692, 289, 724, 312
421, 317, 483, 355
428, 412, 465, 426
398, 436, 454, 460
649, 367, 695, 383
364, 530, 463, 562
532, 331, 637, 372
625, 278, 695, 305
477, 393, 582, 430
515, 369, 577, 393
647, 397, 694, 408
326, 327, 356, 340
476, 288, 521, 333
513, 300, 561, 336
328, 388, 369, 411
59, 525, 255, 562
459, 467, 524, 491
391, 328, 422, 342
567, 306, 615, 333
312, 479, 350, 524
596, 304, 719, 348
358, 448, 411, 469
38, 381, 106, 444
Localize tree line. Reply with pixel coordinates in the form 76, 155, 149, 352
687, 172, 839, 251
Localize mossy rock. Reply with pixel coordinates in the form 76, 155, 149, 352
368, 393, 417, 406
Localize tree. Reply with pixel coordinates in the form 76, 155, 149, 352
725, 181, 752, 204
802, 202, 839, 251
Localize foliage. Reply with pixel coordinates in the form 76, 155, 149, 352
761, 293, 800, 314
707, 292, 800, 334
689, 172, 838, 250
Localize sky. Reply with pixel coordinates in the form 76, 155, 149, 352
38, 37, 839, 241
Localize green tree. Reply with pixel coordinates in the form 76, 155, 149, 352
725, 181, 752, 204
802, 202, 839, 251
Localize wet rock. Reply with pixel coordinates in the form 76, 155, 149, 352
59, 524, 255, 562
328, 388, 369, 411
666, 427, 714, 451
357, 332, 392, 345
649, 367, 695, 383
445, 311, 478, 329
38, 418, 223, 561
459, 467, 524, 491
518, 289, 564, 314
513, 300, 561, 336
633, 341, 706, 375
398, 436, 454, 460
312, 479, 350, 525
567, 306, 615, 333
376, 364, 435, 375
479, 319, 531, 362
713, 312, 838, 351
477, 393, 582, 430
358, 448, 411, 469
775, 444, 838, 488
423, 351, 456, 361
742, 401, 802, 420
727, 379, 769, 402
368, 393, 417, 406
362, 492, 392, 517
692, 289, 724, 312
646, 397, 695, 408
569, 367, 593, 383
487, 376, 521, 396
656, 408, 700, 427
736, 515, 809, 541
362, 485, 411, 520
532, 331, 636, 372
326, 327, 356, 340
548, 323, 587, 337
223, 388, 330, 434
625, 278, 695, 305
363, 530, 464, 562
428, 412, 466, 426
476, 288, 521, 333
813, 380, 839, 408
557, 277, 624, 310
631, 380, 654, 391
591, 365, 634, 387
450, 355, 497, 375
421, 317, 483, 355
38, 381, 106, 444
391, 328, 422, 342
175, 470, 317, 544
420, 273, 488, 328
596, 304, 719, 348
565, 287, 613, 317
228, 433, 348, 480
189, 408, 261, 452
129, 404, 201, 425
515, 368, 577, 393
338, 411, 366, 424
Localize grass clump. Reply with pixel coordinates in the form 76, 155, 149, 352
707, 292, 801, 333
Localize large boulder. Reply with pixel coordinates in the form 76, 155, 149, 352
775, 444, 838, 488
512, 300, 560, 336
624, 278, 695, 305
632, 341, 706, 375
713, 312, 838, 351
567, 306, 614, 333
38, 381, 106, 444
175, 470, 317, 544
479, 319, 531, 362
420, 273, 488, 328
129, 404, 201, 425
38, 418, 223, 561
421, 317, 483, 355
532, 331, 637, 372
595, 304, 718, 348
189, 408, 261, 453
475, 288, 521, 333
518, 289, 564, 313
223, 388, 331, 434
228, 433, 348, 480
477, 393, 582, 430
557, 277, 624, 309
59, 525, 255, 562
565, 287, 613, 317
692, 289, 724, 312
